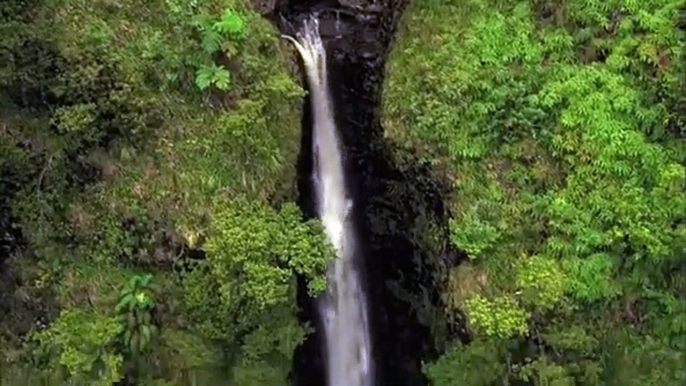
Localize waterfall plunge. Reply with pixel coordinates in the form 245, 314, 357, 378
284, 18, 374, 386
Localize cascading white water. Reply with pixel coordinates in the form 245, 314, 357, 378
283, 18, 374, 386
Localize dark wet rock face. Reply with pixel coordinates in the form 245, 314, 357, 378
1, 160, 27, 264
275, 1, 449, 386
250, 0, 280, 14
0, 207, 23, 263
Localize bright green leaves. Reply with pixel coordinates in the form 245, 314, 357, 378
116, 274, 155, 313
389, 0, 684, 309
386, 0, 685, 384
194, 8, 246, 47
192, 8, 246, 92
195, 64, 232, 91
561, 254, 618, 302
116, 274, 158, 356
538, 67, 667, 180
194, 8, 246, 55
536, 62, 683, 278
449, 177, 505, 260
466, 3, 542, 67
215, 9, 246, 37
1, 0, 308, 384
515, 255, 567, 310
180, 201, 330, 385
32, 308, 124, 386
201, 27, 223, 54
540, 29, 576, 63
449, 215, 501, 259
205, 200, 330, 306
465, 294, 529, 338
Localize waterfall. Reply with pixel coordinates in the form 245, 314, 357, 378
284, 18, 374, 386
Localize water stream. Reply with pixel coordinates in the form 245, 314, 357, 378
283, 17, 374, 386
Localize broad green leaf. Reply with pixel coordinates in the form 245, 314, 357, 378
195, 67, 213, 90
213, 68, 231, 90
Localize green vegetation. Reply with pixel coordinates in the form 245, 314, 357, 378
2, 0, 685, 384
384, 0, 686, 384
0, 0, 329, 384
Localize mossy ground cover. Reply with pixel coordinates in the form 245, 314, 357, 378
1, 1, 331, 384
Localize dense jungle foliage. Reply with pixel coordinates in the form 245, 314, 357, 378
1, 0, 332, 384
1, 0, 685, 385
384, 0, 686, 384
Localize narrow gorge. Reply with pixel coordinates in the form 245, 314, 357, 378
270, 1, 453, 385
284, 17, 374, 386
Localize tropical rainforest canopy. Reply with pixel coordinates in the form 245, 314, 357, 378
1, 0, 684, 385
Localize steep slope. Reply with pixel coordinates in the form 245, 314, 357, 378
0, 1, 330, 384
383, 0, 686, 384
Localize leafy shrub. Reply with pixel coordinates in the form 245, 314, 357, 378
384, 0, 686, 383
31, 308, 124, 386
